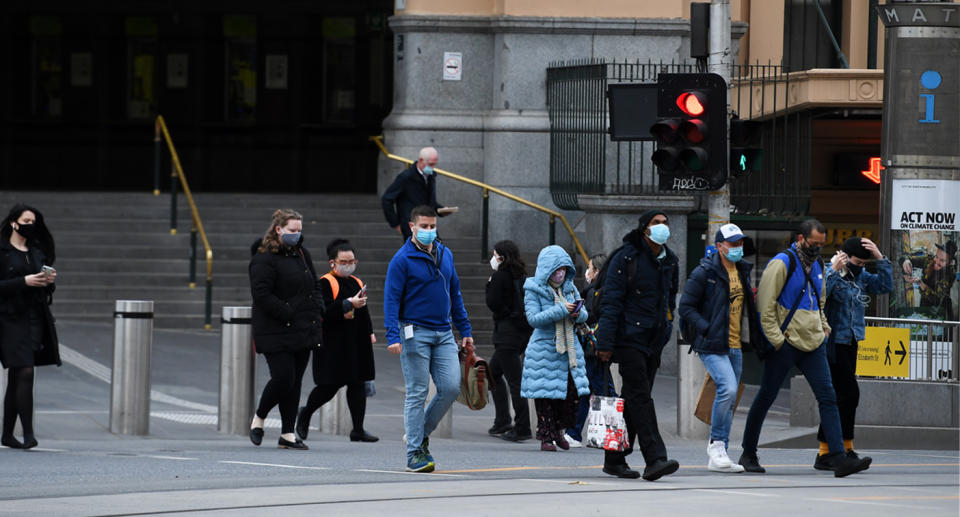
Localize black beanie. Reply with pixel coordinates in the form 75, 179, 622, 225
841, 237, 871, 260
637, 210, 667, 231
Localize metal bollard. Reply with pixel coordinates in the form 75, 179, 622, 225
110, 300, 153, 435
218, 307, 255, 435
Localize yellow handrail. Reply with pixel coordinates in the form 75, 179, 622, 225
371, 136, 588, 265
155, 115, 214, 329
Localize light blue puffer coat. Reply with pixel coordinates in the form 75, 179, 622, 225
520, 246, 591, 400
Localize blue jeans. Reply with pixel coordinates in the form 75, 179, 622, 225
699, 348, 743, 448
741, 343, 844, 456
567, 355, 616, 441
399, 325, 461, 457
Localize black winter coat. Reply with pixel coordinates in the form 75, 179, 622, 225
0, 241, 60, 368
678, 252, 763, 355
311, 273, 375, 385
596, 230, 679, 354
485, 268, 532, 349
380, 163, 443, 228
249, 244, 323, 354
579, 280, 601, 327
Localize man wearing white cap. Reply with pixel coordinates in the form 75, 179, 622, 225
678, 223, 763, 472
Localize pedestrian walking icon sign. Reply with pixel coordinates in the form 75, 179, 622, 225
856, 327, 910, 377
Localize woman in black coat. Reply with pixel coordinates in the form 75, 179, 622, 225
485, 240, 533, 442
248, 209, 322, 450
0, 204, 59, 450
296, 239, 378, 443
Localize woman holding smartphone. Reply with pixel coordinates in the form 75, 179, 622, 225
296, 238, 378, 443
520, 245, 590, 451
0, 204, 60, 449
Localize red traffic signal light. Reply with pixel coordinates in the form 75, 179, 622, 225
677, 92, 706, 116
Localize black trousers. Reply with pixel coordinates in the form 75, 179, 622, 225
257, 348, 311, 434
489, 346, 530, 434
604, 346, 667, 468
817, 341, 860, 442
302, 381, 367, 432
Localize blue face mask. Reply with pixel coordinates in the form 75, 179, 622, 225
281, 232, 301, 247
648, 223, 670, 245
725, 245, 744, 263
416, 228, 437, 246
422, 165, 435, 176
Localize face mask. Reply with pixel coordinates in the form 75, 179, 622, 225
416, 228, 437, 246
549, 269, 566, 285
647, 223, 670, 245
801, 241, 821, 259
847, 264, 863, 277
725, 245, 744, 263
335, 264, 356, 277
280, 232, 301, 247
422, 165, 434, 176
490, 255, 500, 271
14, 223, 36, 240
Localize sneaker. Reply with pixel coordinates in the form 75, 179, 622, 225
540, 441, 557, 452
820, 452, 871, 478
406, 448, 435, 473
421, 436, 433, 463
555, 434, 570, 450
737, 452, 766, 473
488, 423, 513, 435
603, 463, 641, 479
847, 450, 872, 466
642, 459, 680, 481
707, 441, 744, 473
564, 434, 583, 448
813, 453, 833, 471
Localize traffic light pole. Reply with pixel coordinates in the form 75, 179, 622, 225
678, 0, 731, 441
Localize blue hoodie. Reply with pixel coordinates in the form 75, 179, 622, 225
520, 245, 590, 400
383, 238, 472, 345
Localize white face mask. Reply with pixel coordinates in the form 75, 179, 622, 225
490, 255, 500, 271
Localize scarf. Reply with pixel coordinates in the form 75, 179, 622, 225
552, 285, 578, 369
794, 242, 814, 274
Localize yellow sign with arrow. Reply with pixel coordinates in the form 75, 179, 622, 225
856, 327, 910, 377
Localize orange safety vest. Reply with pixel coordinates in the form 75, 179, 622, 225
320, 272, 364, 301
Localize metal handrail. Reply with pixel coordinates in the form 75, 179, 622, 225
155, 115, 214, 329
370, 136, 589, 265
864, 316, 959, 382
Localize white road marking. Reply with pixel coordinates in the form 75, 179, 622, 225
694, 488, 779, 498
219, 460, 330, 471
143, 455, 198, 461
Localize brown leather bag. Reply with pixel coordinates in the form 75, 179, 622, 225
456, 347, 495, 410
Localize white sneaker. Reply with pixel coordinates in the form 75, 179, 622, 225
707, 440, 745, 473
564, 434, 583, 448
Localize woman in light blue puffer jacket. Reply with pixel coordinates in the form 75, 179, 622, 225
520, 245, 590, 451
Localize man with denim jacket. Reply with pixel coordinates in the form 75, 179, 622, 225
738, 219, 871, 478
814, 237, 892, 468
384, 205, 473, 473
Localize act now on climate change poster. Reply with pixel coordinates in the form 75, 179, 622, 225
891, 179, 960, 231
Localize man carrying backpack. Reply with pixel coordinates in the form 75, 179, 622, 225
738, 219, 872, 478
678, 223, 763, 473
595, 210, 680, 481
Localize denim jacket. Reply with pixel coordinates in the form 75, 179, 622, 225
824, 258, 893, 358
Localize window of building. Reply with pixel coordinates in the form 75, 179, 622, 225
224, 15, 258, 122
126, 17, 159, 120
30, 16, 63, 118
323, 17, 356, 124
783, 0, 844, 71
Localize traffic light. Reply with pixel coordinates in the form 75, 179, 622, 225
729, 116, 763, 176
651, 73, 727, 191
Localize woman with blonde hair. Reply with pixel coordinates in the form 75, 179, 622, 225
248, 209, 322, 450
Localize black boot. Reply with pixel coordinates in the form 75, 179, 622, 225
642, 459, 679, 481
603, 463, 641, 479
738, 452, 766, 473
1, 433, 23, 449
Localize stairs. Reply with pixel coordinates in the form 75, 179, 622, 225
0, 192, 495, 349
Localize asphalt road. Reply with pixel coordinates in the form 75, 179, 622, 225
0, 321, 956, 516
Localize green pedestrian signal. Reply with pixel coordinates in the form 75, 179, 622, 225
729, 117, 763, 177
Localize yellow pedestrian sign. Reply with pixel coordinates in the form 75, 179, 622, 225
856, 327, 910, 377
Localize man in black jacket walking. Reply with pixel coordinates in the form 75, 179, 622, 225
381, 147, 446, 241
596, 210, 680, 481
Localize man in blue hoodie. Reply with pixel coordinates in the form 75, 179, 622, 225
384, 205, 473, 473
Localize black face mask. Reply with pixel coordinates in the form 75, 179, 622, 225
14, 223, 36, 240
800, 241, 821, 259
847, 264, 863, 277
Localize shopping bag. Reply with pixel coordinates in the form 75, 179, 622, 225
694, 371, 746, 424
456, 346, 493, 410
584, 364, 627, 451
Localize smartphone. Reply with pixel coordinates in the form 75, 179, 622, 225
571, 300, 583, 313
358, 285, 368, 298
41, 265, 55, 277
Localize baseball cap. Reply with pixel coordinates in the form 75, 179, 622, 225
715, 223, 745, 243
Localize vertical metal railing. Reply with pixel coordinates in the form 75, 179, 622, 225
154, 115, 214, 329
863, 317, 959, 381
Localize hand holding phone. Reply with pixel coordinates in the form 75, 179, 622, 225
358, 285, 368, 298
570, 299, 583, 315
41, 265, 56, 277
